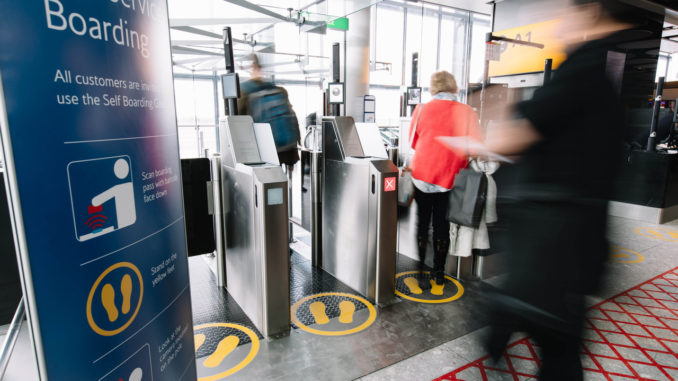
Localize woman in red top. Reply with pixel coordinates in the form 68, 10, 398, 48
409, 71, 481, 285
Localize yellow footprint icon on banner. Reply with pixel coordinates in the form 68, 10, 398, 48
121, 274, 132, 314
87, 262, 143, 336
101, 275, 134, 323
101, 283, 118, 322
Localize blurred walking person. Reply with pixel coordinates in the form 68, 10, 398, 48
482, 0, 634, 379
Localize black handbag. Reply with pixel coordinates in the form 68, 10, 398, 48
446, 164, 488, 228
446, 112, 487, 228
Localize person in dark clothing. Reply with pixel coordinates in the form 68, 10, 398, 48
481, 1, 634, 379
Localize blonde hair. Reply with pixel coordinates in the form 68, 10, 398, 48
429, 71, 458, 95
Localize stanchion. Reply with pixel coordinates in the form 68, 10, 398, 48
286, 163, 294, 243
211, 153, 226, 287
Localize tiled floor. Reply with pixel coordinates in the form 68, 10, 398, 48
436, 267, 678, 380
361, 217, 678, 381
1, 216, 677, 381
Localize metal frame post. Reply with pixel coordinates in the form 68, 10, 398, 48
330, 43, 341, 116
543, 58, 553, 86
410, 52, 419, 116
310, 149, 322, 267
286, 164, 294, 243
0, 297, 25, 380
223, 27, 238, 116
647, 77, 665, 152
210, 154, 226, 287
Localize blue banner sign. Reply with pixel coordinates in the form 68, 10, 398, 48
0, 1, 196, 380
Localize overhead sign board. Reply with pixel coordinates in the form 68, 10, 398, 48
0, 1, 196, 380
327, 17, 349, 31
488, 19, 567, 77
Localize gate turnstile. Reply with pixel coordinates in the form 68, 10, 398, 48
321, 116, 398, 305
219, 115, 290, 337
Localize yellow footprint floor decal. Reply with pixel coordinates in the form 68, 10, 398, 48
309, 301, 329, 324
194, 333, 206, 352
338, 301, 355, 324
404, 277, 423, 294
101, 283, 118, 322
203, 335, 239, 368
120, 274, 132, 315
430, 280, 445, 296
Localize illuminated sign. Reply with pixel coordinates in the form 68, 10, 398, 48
488, 19, 567, 77
384, 177, 396, 192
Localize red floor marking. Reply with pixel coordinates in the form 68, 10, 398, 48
436, 267, 678, 381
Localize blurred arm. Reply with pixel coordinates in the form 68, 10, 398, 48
485, 118, 542, 156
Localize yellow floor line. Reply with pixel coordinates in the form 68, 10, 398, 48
194, 333, 206, 352
430, 280, 444, 296
203, 335, 240, 368
120, 274, 132, 315
309, 301, 329, 324
101, 283, 118, 322
404, 277, 423, 294
338, 301, 355, 324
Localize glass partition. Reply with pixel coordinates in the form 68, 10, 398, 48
169, 0, 492, 155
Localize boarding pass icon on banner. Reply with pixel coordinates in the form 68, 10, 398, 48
67, 156, 137, 241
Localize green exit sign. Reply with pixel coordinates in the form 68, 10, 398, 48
327, 17, 349, 31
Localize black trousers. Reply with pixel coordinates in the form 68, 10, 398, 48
487, 200, 608, 381
278, 148, 299, 166
414, 188, 450, 274
414, 188, 450, 241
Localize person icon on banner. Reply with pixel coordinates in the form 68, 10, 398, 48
91, 158, 136, 230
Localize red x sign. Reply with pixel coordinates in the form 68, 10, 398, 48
384, 177, 396, 192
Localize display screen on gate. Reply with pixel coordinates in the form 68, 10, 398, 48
384, 177, 396, 192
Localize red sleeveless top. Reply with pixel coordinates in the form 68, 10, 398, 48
409, 100, 482, 190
